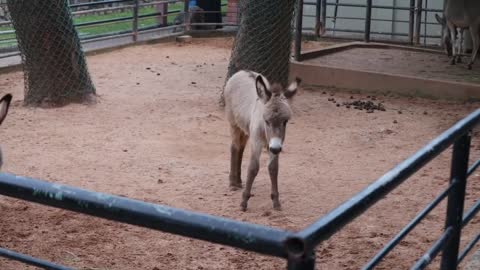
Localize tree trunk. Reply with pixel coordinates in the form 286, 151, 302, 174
8, 0, 96, 106
221, 0, 296, 105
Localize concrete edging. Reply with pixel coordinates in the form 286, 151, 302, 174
290, 42, 480, 101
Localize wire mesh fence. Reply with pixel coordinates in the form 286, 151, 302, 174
7, 0, 96, 105
224, 0, 296, 100
1, 0, 233, 105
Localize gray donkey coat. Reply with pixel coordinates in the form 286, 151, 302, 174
224, 70, 300, 211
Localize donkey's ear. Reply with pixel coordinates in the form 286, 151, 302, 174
256, 75, 272, 102
285, 77, 301, 99
0, 94, 12, 125
435, 14, 445, 25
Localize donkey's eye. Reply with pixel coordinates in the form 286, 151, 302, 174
265, 120, 270, 125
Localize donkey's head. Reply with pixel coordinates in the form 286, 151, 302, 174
435, 14, 453, 57
0, 93, 12, 170
255, 76, 300, 155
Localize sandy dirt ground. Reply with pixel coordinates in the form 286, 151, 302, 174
0, 37, 479, 270
304, 46, 480, 84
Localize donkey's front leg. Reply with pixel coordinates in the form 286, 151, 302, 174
240, 143, 262, 211
268, 153, 281, 210
449, 27, 458, 65
457, 28, 464, 63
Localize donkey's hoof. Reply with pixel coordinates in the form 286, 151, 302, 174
273, 203, 282, 211
229, 183, 243, 191
457, 57, 463, 63
240, 202, 248, 212
468, 64, 473, 70
450, 59, 456, 65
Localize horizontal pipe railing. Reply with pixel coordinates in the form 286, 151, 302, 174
303, 1, 442, 13
0, 247, 72, 270
296, 109, 480, 252
69, 0, 132, 9
411, 227, 454, 270
75, 15, 134, 27
317, 27, 410, 37
462, 200, 480, 227
0, 173, 291, 258
302, 28, 441, 40
467, 159, 480, 177
458, 233, 480, 264
362, 182, 456, 270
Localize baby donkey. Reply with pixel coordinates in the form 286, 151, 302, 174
224, 70, 300, 211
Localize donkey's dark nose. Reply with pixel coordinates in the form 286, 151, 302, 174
269, 146, 282, 155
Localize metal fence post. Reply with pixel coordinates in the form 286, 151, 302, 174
316, 0, 321, 34
287, 253, 315, 270
414, 0, 423, 45
440, 132, 471, 270
294, 0, 303, 61
184, 0, 191, 32
364, 0, 372, 42
132, 0, 139, 42
321, 0, 327, 32
408, 0, 415, 44
285, 237, 315, 270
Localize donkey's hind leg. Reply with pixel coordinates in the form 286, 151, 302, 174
468, 25, 480, 70
229, 125, 248, 190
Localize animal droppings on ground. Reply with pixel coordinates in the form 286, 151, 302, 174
327, 96, 386, 113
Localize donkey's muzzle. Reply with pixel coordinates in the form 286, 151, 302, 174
269, 146, 282, 155
269, 138, 283, 155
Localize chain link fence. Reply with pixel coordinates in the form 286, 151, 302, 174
7, 0, 96, 105
222, 0, 296, 105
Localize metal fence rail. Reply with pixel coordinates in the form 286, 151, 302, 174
295, 0, 445, 59
0, 0, 232, 55
0, 104, 479, 269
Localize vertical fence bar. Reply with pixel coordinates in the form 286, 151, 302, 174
440, 132, 471, 270
315, 0, 321, 36
423, 0, 428, 45
364, 0, 372, 42
184, 0, 191, 32
295, 0, 304, 61
408, 0, 415, 44
332, 0, 340, 35
414, 0, 423, 45
321, 0, 327, 32
132, 0, 139, 42
156, 2, 168, 26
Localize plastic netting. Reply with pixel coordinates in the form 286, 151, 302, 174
7, 0, 95, 105
221, 0, 296, 105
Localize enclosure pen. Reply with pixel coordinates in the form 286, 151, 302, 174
0, 0, 479, 269
300, 0, 443, 47
0, 109, 479, 269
